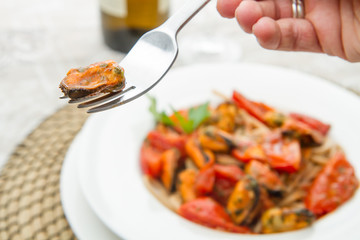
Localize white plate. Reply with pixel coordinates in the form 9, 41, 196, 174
76, 63, 360, 240
60, 133, 121, 240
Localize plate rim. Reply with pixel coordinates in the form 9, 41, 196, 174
59, 131, 121, 240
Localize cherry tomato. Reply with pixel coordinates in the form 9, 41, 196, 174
231, 145, 267, 164
232, 90, 273, 123
211, 164, 244, 205
262, 139, 301, 173
211, 177, 237, 206
305, 152, 359, 216
282, 118, 325, 147
140, 142, 163, 178
289, 113, 330, 136
178, 197, 252, 233
194, 167, 215, 196
213, 164, 244, 182
245, 160, 284, 193
147, 127, 187, 155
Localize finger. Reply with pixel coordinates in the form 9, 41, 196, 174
252, 17, 322, 52
217, 0, 243, 18
234, 0, 292, 33
305, 0, 344, 59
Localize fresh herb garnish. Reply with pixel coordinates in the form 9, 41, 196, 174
172, 110, 192, 134
148, 95, 210, 134
148, 96, 174, 126
188, 102, 211, 129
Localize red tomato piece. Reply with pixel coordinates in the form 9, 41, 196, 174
263, 130, 282, 143
281, 118, 325, 147
213, 164, 244, 183
178, 197, 252, 233
211, 177, 237, 206
289, 113, 330, 136
255, 101, 274, 112
147, 128, 187, 156
232, 90, 273, 123
140, 142, 163, 178
211, 164, 244, 205
305, 152, 359, 216
231, 145, 267, 164
262, 140, 301, 173
194, 167, 215, 196
245, 160, 284, 192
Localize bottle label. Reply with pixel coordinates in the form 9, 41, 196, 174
100, 0, 127, 18
158, 0, 169, 14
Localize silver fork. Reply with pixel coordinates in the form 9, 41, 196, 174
66, 0, 211, 113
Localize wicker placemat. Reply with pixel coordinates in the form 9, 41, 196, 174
0, 105, 88, 240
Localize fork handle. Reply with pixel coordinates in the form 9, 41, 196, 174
161, 0, 211, 34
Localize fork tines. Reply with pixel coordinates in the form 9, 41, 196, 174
68, 93, 103, 104
67, 86, 135, 113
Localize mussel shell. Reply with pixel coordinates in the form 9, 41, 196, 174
261, 207, 315, 233
226, 176, 260, 225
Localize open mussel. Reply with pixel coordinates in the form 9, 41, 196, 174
226, 176, 261, 225
261, 207, 315, 233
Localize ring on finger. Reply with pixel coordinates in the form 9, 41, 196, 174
292, 0, 305, 18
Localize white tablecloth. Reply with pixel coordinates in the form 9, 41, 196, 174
1, 0, 359, 168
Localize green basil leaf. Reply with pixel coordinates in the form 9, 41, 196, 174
188, 102, 211, 130
148, 95, 160, 120
148, 96, 210, 134
173, 110, 193, 134
148, 95, 174, 126
160, 112, 174, 126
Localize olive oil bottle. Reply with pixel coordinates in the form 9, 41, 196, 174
100, 0, 169, 53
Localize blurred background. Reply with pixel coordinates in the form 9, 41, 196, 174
1, 0, 359, 168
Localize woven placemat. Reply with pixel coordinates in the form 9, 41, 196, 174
0, 105, 88, 240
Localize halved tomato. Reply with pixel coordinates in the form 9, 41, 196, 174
140, 142, 163, 178
194, 167, 215, 196
262, 134, 301, 173
245, 160, 284, 193
211, 164, 244, 205
232, 90, 273, 123
147, 126, 187, 155
289, 113, 330, 136
305, 152, 359, 216
178, 197, 251, 233
231, 145, 267, 164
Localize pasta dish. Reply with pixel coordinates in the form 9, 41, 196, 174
140, 90, 358, 234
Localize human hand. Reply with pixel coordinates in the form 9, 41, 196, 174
217, 0, 360, 62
